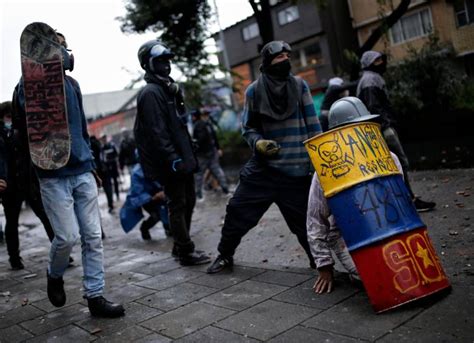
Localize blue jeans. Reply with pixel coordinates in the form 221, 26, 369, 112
39, 172, 104, 298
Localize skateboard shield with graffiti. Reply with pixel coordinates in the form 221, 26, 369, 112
20, 22, 71, 170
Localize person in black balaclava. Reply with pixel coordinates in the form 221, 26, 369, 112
357, 51, 436, 212
207, 40, 322, 274
134, 40, 210, 266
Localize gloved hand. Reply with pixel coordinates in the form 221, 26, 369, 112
171, 158, 184, 173
255, 139, 280, 157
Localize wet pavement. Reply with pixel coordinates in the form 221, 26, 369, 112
0, 168, 472, 342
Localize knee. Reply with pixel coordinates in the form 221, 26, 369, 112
54, 233, 79, 250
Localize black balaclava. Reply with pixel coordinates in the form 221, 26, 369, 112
256, 56, 298, 120
152, 58, 171, 77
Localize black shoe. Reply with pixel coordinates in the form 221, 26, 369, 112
87, 296, 125, 318
414, 198, 436, 212
206, 255, 233, 274
47, 272, 66, 307
67, 256, 74, 268
9, 257, 24, 270
179, 252, 211, 266
140, 225, 151, 240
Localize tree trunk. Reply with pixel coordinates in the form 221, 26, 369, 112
249, 0, 274, 52
350, 0, 411, 80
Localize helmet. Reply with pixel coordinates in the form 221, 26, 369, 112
137, 40, 174, 71
328, 97, 379, 129
260, 40, 291, 67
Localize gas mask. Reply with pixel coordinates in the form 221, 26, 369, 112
61, 46, 74, 72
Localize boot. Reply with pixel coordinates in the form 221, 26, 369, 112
87, 296, 125, 318
47, 272, 66, 307
9, 257, 24, 270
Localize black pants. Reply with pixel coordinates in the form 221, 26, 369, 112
217, 168, 315, 265
163, 174, 196, 255
140, 201, 162, 231
2, 190, 54, 260
102, 173, 114, 210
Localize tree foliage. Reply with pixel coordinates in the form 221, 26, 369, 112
118, 0, 213, 81
385, 36, 469, 123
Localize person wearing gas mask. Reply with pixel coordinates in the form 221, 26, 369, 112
207, 40, 321, 274
357, 51, 435, 212
134, 40, 210, 266
12, 31, 124, 318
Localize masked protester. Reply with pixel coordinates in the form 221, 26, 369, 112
357, 51, 435, 212
207, 41, 321, 274
134, 40, 210, 266
12, 30, 124, 318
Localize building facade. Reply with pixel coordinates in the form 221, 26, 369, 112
215, 0, 357, 109
348, 0, 474, 73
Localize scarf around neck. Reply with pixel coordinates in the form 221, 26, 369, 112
254, 73, 298, 120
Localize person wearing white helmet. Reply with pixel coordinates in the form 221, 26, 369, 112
306, 97, 403, 294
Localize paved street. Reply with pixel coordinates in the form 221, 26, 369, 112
0, 168, 472, 342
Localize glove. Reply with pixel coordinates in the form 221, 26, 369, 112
255, 139, 280, 157
171, 158, 184, 172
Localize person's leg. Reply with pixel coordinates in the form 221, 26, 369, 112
39, 177, 80, 278
102, 174, 114, 211
28, 192, 55, 242
194, 156, 207, 199
164, 178, 195, 255
383, 127, 414, 197
275, 177, 316, 268
71, 172, 105, 299
112, 174, 120, 200
184, 175, 196, 234
209, 151, 229, 193
140, 201, 161, 240
207, 178, 274, 274
3, 193, 24, 268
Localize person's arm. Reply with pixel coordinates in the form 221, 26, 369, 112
306, 173, 335, 293
0, 135, 8, 192
358, 86, 393, 128
241, 85, 263, 152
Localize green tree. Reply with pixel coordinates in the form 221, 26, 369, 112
118, 0, 213, 81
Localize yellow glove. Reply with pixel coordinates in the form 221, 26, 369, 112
255, 139, 280, 157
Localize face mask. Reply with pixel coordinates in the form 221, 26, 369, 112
265, 59, 291, 78
369, 63, 386, 75
152, 59, 171, 77
61, 46, 74, 71
3, 122, 11, 130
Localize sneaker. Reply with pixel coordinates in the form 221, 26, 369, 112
206, 255, 233, 274
140, 225, 151, 240
47, 272, 66, 307
9, 257, 24, 270
179, 251, 211, 266
414, 198, 436, 212
87, 296, 125, 318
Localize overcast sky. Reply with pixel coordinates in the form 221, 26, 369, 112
0, 0, 253, 102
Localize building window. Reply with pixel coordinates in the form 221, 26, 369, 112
453, 0, 474, 27
278, 6, 299, 26
390, 9, 433, 44
291, 41, 323, 71
242, 22, 259, 41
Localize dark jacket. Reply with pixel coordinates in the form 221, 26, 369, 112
193, 119, 219, 156
13, 75, 94, 178
134, 73, 197, 183
119, 136, 137, 168
356, 51, 393, 131
0, 128, 7, 181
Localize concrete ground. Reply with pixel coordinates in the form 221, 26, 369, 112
0, 168, 472, 342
